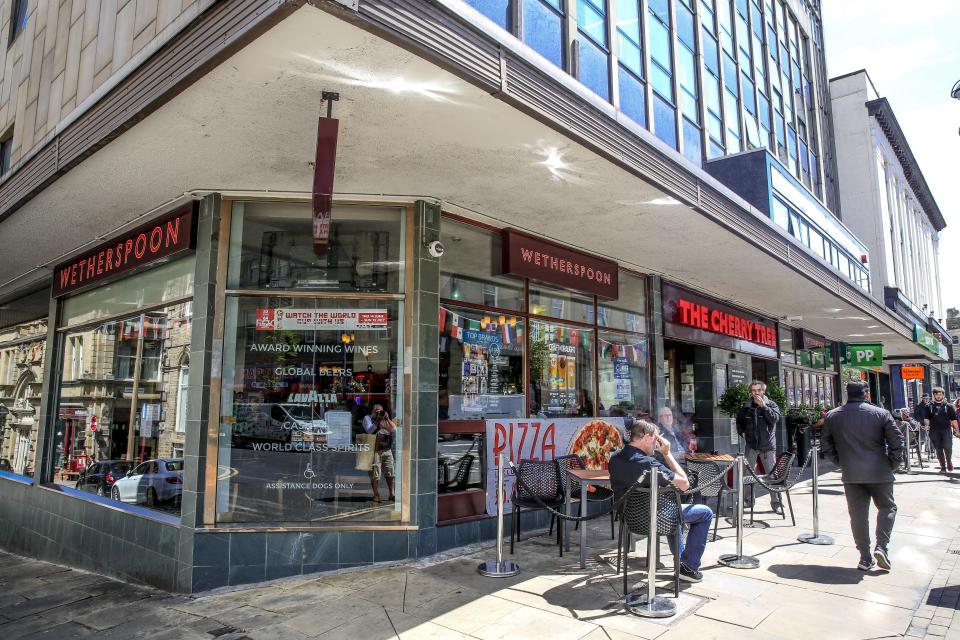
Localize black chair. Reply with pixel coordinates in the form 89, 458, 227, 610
447, 454, 475, 492
907, 422, 925, 469
685, 460, 725, 541
510, 459, 566, 556
761, 452, 796, 526
555, 454, 616, 540
616, 479, 683, 598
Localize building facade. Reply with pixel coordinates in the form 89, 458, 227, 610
0, 0, 941, 593
830, 69, 950, 409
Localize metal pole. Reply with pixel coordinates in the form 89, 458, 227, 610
626, 470, 676, 617
798, 445, 834, 545
719, 454, 759, 569
478, 453, 521, 577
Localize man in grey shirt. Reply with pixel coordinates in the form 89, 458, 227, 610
822, 381, 903, 572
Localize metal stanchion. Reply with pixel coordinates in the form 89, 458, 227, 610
478, 453, 521, 577
626, 470, 676, 617
904, 426, 918, 475
797, 444, 834, 545
719, 454, 759, 569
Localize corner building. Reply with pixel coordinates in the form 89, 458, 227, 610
0, 0, 936, 592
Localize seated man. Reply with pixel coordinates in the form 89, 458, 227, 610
609, 420, 714, 583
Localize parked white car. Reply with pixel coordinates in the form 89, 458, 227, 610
111, 458, 183, 507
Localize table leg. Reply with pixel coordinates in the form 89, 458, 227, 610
580, 480, 589, 569
564, 474, 571, 552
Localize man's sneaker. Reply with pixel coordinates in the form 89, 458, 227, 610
874, 547, 891, 571
679, 563, 703, 583
857, 558, 876, 571
948, 462, 954, 472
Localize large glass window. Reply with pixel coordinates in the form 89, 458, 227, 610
529, 320, 595, 418
465, 0, 511, 29
439, 306, 525, 420
53, 301, 193, 516
0, 290, 49, 480
218, 202, 406, 524
440, 223, 523, 310
218, 296, 402, 523
524, 0, 565, 69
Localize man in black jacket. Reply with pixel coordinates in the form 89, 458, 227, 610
735, 381, 782, 513
822, 381, 903, 572
923, 387, 958, 473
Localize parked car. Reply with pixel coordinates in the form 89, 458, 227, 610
111, 459, 184, 507
76, 460, 133, 497
0, 458, 12, 472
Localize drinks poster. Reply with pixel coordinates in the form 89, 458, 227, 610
484, 416, 625, 516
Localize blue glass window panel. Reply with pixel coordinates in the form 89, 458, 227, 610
771, 197, 790, 231
736, 17, 750, 57
708, 138, 725, 159
723, 54, 738, 93
617, 0, 641, 29
792, 61, 802, 92
677, 46, 697, 89
774, 112, 785, 144
768, 27, 777, 60
578, 36, 610, 100
649, 0, 671, 25
758, 92, 770, 127
649, 18, 671, 68
651, 62, 673, 98
809, 229, 826, 260
753, 36, 765, 75
682, 118, 703, 165
702, 31, 719, 74
799, 139, 809, 172
677, 5, 696, 48
707, 111, 723, 139
717, 0, 732, 32
653, 94, 678, 148
465, 0, 511, 29
735, 0, 748, 16
759, 123, 771, 149
578, 0, 608, 45
744, 115, 760, 147
619, 70, 647, 127
543, 0, 562, 8
680, 88, 699, 120
751, 4, 762, 35
700, 0, 716, 33
741, 73, 756, 114
618, 33, 643, 75
705, 76, 722, 114
524, 1, 565, 69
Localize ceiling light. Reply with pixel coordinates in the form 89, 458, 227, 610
645, 197, 682, 206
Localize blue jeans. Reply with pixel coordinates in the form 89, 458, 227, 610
667, 504, 714, 571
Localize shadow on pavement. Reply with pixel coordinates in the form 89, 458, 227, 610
767, 563, 867, 585
928, 585, 960, 610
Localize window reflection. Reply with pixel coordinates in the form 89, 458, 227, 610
529, 320, 595, 418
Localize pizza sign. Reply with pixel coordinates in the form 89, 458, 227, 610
255, 309, 389, 331
484, 417, 624, 515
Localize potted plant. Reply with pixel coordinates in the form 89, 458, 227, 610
719, 383, 750, 419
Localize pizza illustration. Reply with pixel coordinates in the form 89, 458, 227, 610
569, 419, 624, 470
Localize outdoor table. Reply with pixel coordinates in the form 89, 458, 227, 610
563, 468, 611, 569
685, 452, 735, 463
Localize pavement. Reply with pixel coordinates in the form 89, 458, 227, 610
1, 450, 960, 640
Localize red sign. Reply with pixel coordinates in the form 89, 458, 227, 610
663, 283, 778, 358
501, 229, 619, 299
797, 329, 826, 350
52, 204, 197, 297
312, 117, 339, 253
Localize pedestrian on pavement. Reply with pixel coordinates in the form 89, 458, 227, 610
609, 420, 714, 583
923, 387, 958, 474
735, 381, 783, 514
821, 380, 903, 572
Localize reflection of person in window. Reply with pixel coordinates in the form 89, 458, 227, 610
577, 389, 594, 417
656, 406, 694, 464
362, 404, 396, 503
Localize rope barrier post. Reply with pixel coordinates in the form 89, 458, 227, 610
479, 453, 521, 577
797, 444, 834, 545
625, 470, 676, 618
904, 426, 917, 476
719, 453, 759, 569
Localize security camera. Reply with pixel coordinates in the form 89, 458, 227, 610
427, 240, 445, 258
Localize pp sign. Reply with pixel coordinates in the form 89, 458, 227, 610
847, 344, 882, 368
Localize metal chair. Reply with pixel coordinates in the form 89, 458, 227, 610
555, 454, 616, 540
761, 452, 796, 526
446, 454, 475, 492
616, 479, 683, 598
908, 422, 925, 469
685, 460, 725, 541
510, 459, 566, 556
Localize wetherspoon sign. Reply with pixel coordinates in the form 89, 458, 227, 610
501, 229, 619, 299
52, 204, 197, 297
662, 283, 778, 358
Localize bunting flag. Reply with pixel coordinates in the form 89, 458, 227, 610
501, 322, 511, 344
439, 308, 448, 333
451, 319, 463, 340
570, 330, 580, 347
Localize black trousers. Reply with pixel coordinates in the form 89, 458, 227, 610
843, 482, 896, 558
929, 428, 953, 469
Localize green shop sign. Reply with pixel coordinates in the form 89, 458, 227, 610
913, 325, 941, 356
845, 344, 883, 368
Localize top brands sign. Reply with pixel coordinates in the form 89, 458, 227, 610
501, 229, 619, 299
52, 204, 197, 297
662, 283, 778, 358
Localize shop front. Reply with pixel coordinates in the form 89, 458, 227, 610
660, 283, 781, 454
779, 328, 839, 411
436, 218, 650, 526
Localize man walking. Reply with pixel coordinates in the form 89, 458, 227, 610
736, 381, 782, 514
821, 381, 903, 571
924, 387, 958, 474
609, 420, 714, 583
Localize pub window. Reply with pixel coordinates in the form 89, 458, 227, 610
218, 201, 407, 525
